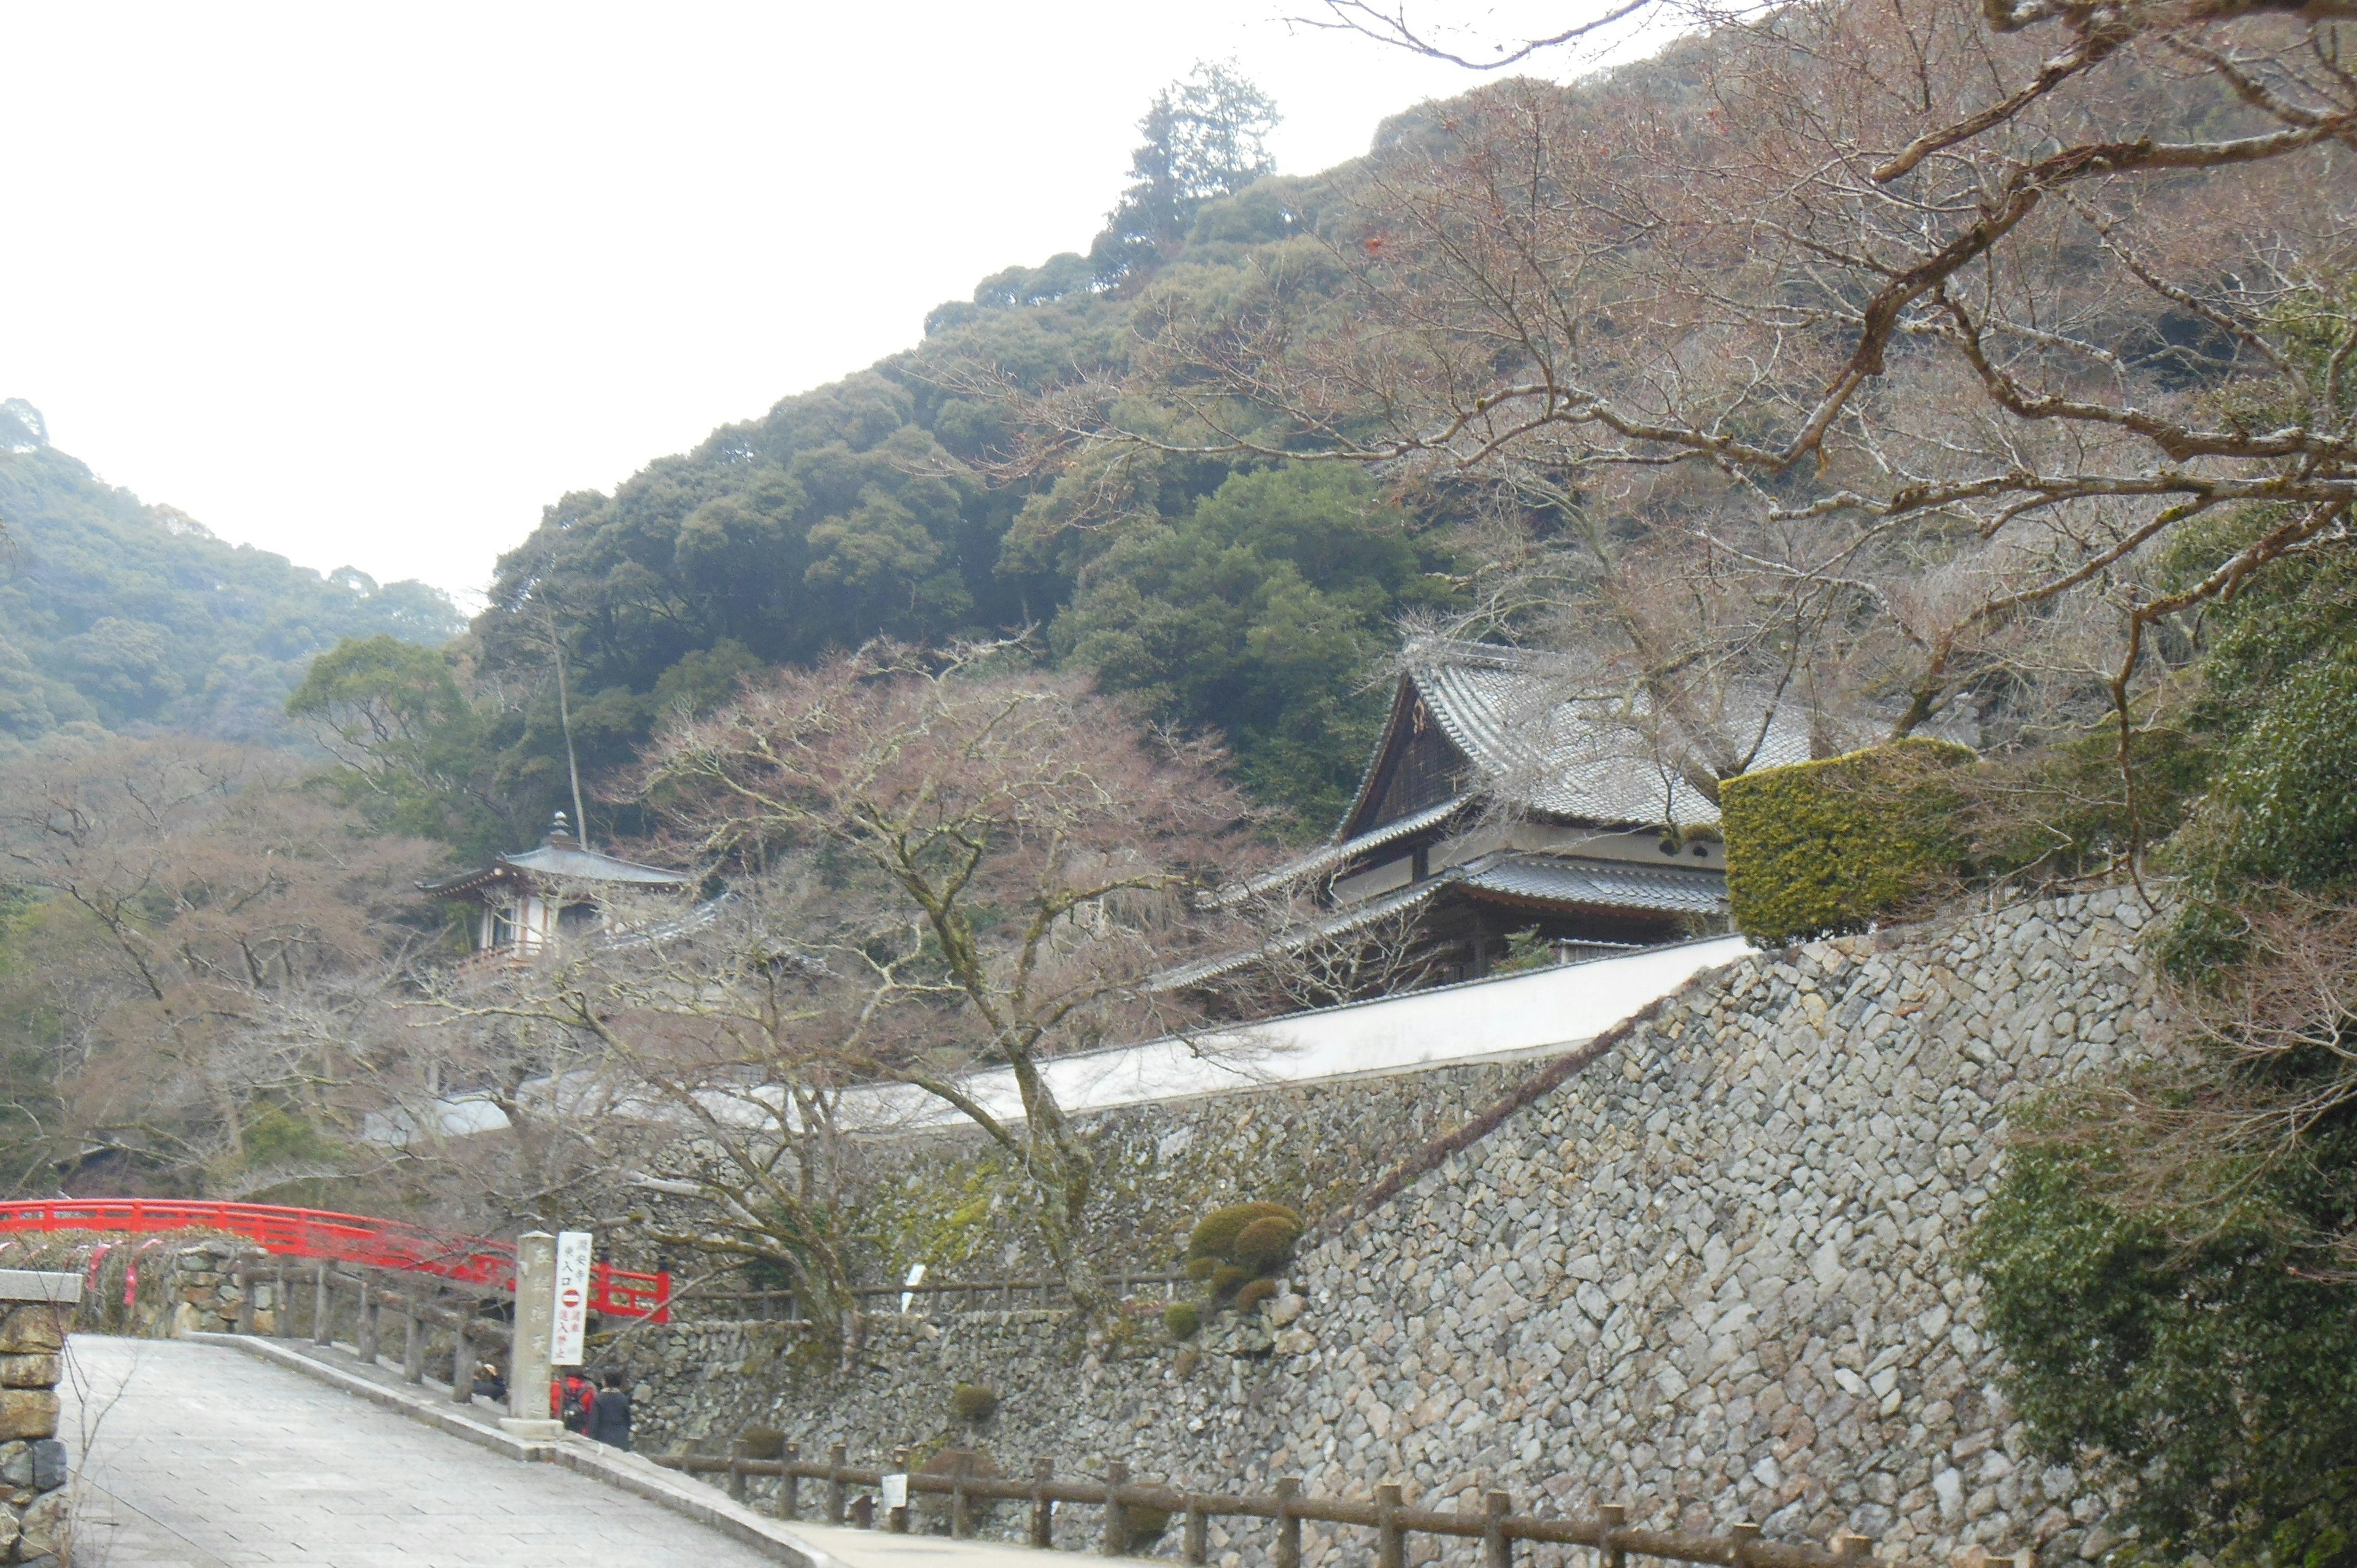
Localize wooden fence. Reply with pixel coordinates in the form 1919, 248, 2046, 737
654, 1442, 1887, 1568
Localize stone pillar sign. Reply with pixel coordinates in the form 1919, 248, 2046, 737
0, 1270, 79, 1566
499, 1231, 562, 1440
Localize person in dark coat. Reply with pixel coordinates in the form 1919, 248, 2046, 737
473, 1361, 506, 1403
586, 1369, 633, 1450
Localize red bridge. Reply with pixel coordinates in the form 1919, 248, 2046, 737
0, 1198, 670, 1321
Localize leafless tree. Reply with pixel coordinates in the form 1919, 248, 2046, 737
1029, 0, 2355, 854
632, 643, 1265, 1316
0, 738, 440, 1195
405, 865, 911, 1343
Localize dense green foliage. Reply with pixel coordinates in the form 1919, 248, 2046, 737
1969, 1140, 2357, 1564
2159, 511, 2357, 969
0, 408, 460, 754
1971, 511, 2357, 1562
1719, 739, 1976, 943
1055, 466, 1457, 827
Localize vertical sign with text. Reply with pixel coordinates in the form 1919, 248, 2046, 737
551, 1229, 592, 1367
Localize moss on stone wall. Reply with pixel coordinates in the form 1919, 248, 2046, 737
1722, 738, 1976, 943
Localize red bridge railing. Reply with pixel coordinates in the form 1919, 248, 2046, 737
0, 1199, 669, 1322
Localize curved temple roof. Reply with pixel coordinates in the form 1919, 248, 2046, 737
1337, 638, 1822, 841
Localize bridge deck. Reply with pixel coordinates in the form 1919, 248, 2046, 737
64, 1336, 789, 1567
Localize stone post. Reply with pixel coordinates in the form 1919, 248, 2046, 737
312, 1261, 330, 1345
400, 1284, 424, 1385
0, 1270, 80, 1566
500, 1231, 562, 1439
355, 1274, 379, 1364
449, 1311, 474, 1406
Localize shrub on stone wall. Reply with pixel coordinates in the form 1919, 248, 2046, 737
1722, 738, 1976, 943
1233, 1277, 1277, 1313
1163, 1301, 1201, 1340
1185, 1202, 1298, 1262
949, 1383, 998, 1424
1231, 1215, 1301, 1272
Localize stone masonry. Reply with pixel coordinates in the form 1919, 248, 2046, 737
635, 889, 2161, 1567
0, 1274, 78, 1567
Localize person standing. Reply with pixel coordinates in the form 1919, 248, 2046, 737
586, 1369, 633, 1450
554, 1369, 596, 1434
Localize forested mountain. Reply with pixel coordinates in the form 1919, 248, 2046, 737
0, 398, 462, 755
308, 67, 1468, 848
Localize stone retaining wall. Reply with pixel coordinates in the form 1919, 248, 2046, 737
634, 889, 2161, 1567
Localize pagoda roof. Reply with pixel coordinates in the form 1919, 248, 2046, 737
419, 835, 691, 901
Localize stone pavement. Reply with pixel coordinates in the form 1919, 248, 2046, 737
61, 1335, 793, 1568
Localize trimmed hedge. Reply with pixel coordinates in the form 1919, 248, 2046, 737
1722, 738, 1975, 943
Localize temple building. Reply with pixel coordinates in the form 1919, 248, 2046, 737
420, 813, 692, 959
1174, 639, 1819, 997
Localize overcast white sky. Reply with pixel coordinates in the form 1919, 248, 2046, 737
1, 3, 1646, 601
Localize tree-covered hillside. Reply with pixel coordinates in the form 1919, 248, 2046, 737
0, 398, 462, 755
311, 65, 1466, 846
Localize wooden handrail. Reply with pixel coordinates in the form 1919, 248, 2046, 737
649, 1453, 1880, 1568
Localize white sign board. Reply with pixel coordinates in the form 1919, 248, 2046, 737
880, 1473, 908, 1510
551, 1230, 593, 1366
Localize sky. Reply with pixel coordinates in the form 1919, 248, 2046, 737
1, 2, 1652, 603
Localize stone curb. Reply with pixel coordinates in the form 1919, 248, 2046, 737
185, 1333, 835, 1568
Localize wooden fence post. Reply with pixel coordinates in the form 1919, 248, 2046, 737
401, 1284, 425, 1385
1732, 1522, 1760, 1568
312, 1261, 330, 1345
1031, 1458, 1055, 1548
450, 1312, 473, 1405
780, 1441, 800, 1520
729, 1438, 752, 1504
1835, 1534, 1873, 1565
1484, 1491, 1513, 1568
889, 1446, 911, 1534
1376, 1483, 1404, 1568
234, 1260, 256, 1336
827, 1443, 848, 1524
1101, 1460, 1131, 1557
1275, 1477, 1301, 1568
951, 1450, 973, 1538
1600, 1504, 1628, 1568
1183, 1492, 1209, 1566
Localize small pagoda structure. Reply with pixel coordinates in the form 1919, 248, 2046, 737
420, 813, 691, 959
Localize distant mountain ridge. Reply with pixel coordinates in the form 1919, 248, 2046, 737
0, 403, 464, 755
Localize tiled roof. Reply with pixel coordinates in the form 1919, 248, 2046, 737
1367, 638, 1822, 835
419, 840, 691, 898
1161, 849, 1726, 989
1222, 797, 1468, 905
1457, 854, 1727, 917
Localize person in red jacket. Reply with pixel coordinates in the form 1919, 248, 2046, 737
552, 1370, 595, 1433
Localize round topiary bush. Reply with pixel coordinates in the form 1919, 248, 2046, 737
1184, 1256, 1219, 1283
1163, 1300, 1201, 1340
1231, 1215, 1301, 1272
1233, 1277, 1278, 1313
1209, 1262, 1249, 1295
949, 1383, 998, 1424
1185, 1202, 1300, 1265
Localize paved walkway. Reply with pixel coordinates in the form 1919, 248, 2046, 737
62, 1336, 790, 1568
